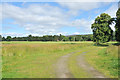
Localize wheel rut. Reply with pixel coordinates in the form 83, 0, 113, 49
55, 51, 105, 78
77, 52, 105, 78
55, 51, 79, 78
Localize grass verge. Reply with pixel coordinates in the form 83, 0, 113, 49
85, 45, 118, 78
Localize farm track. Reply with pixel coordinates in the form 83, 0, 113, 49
55, 51, 80, 78
77, 53, 105, 78
55, 51, 105, 78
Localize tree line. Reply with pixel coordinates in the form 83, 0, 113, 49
0, 34, 94, 41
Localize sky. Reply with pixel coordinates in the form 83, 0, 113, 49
0, 0, 119, 37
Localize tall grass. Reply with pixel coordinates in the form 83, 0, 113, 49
2, 43, 91, 78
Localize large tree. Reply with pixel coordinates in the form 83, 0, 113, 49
91, 13, 113, 44
115, 8, 120, 42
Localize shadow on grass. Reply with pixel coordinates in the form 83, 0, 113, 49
93, 43, 109, 47
112, 42, 120, 46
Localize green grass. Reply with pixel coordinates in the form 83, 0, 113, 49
2, 43, 91, 78
68, 51, 92, 78
85, 45, 118, 78
2, 41, 118, 78
2, 41, 94, 44
68, 46, 104, 78
68, 43, 118, 78
2, 41, 117, 44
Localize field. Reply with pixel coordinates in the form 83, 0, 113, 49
1, 41, 119, 78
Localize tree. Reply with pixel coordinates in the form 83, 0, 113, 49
58, 34, 64, 41
0, 35, 2, 41
91, 13, 113, 44
63, 37, 69, 41
6, 36, 12, 41
28, 35, 32, 41
115, 8, 120, 42
2, 37, 6, 41
53, 35, 59, 41
69, 36, 75, 41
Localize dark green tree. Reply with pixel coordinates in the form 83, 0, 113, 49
0, 35, 2, 41
58, 34, 64, 41
28, 35, 32, 41
115, 8, 120, 42
53, 35, 59, 41
2, 37, 6, 41
91, 13, 113, 44
63, 37, 69, 41
69, 36, 75, 41
6, 36, 12, 41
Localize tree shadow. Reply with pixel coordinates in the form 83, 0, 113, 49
112, 42, 120, 46
93, 43, 109, 47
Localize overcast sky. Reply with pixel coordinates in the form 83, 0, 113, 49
1, 0, 119, 37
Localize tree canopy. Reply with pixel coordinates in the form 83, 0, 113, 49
91, 13, 113, 44
115, 8, 120, 42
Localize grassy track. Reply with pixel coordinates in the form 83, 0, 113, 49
68, 44, 118, 78
68, 46, 104, 78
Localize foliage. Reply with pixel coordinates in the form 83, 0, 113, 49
91, 13, 113, 44
115, 8, 120, 42
6, 36, 12, 41
0, 35, 1, 41
1, 34, 93, 42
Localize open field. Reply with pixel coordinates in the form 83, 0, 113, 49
1, 41, 119, 78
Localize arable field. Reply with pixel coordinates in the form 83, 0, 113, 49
1, 41, 119, 78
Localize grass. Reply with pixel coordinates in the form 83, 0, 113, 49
68, 46, 104, 78
85, 45, 118, 78
68, 51, 92, 78
2, 41, 118, 78
2, 42, 91, 78
68, 43, 118, 78
2, 41, 94, 44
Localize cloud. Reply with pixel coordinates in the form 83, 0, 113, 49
104, 4, 118, 17
2, 3, 94, 36
58, 2, 100, 11
2, 2, 117, 37
71, 19, 94, 33
1, 32, 29, 37
73, 32, 80, 35
104, 4, 118, 31
57, 2, 113, 16
2, 3, 69, 35
55, 0, 118, 2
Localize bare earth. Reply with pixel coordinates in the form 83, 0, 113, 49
55, 51, 105, 78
